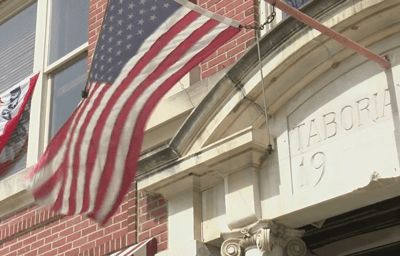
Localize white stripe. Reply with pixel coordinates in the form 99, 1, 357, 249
96, 22, 230, 223
82, 6, 193, 215
92, 12, 211, 218
59, 83, 107, 214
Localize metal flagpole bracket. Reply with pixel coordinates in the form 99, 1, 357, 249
264, 0, 390, 69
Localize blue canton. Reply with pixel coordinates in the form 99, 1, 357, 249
89, 0, 181, 84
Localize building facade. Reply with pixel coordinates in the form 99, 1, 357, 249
1, 0, 400, 256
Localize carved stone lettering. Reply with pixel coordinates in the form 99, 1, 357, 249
340, 105, 354, 131
357, 97, 376, 126
307, 119, 322, 147
323, 112, 337, 139
290, 88, 392, 152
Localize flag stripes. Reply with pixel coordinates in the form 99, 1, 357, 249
28, 0, 241, 225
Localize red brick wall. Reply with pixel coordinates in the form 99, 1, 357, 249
199, 0, 258, 79
0, 184, 167, 256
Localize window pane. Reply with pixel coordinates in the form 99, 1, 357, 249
51, 57, 87, 137
283, 0, 311, 9
48, 0, 89, 64
0, 3, 36, 93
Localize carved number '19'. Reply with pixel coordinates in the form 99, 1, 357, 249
299, 152, 326, 188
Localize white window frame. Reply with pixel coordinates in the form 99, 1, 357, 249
27, 0, 88, 167
0, 0, 88, 218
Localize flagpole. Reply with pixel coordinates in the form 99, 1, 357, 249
264, 0, 390, 69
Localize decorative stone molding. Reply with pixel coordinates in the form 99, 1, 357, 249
221, 239, 242, 256
220, 220, 307, 256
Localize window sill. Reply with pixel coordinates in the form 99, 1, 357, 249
0, 167, 35, 219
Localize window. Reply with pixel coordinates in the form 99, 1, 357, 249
259, 0, 312, 36
46, 0, 89, 136
0, 3, 37, 180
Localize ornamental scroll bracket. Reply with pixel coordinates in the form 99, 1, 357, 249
220, 220, 307, 256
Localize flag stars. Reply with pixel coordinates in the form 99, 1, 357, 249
119, 0, 124, 3
108, 76, 113, 81
108, 57, 113, 63
151, 5, 157, 11
138, 19, 144, 25
108, 36, 113, 42
127, 34, 133, 40
108, 47, 113, 53
140, 0, 147, 5
164, 3, 170, 8
116, 50, 122, 56
100, 65, 104, 70
150, 15, 156, 21
118, 8, 124, 15
139, 9, 146, 15
117, 30, 123, 36
117, 40, 122, 46
127, 24, 133, 30
117, 20, 123, 26
138, 29, 144, 35
128, 3, 135, 9
118, 61, 123, 65
108, 26, 114, 32
100, 55, 105, 60
128, 13, 134, 19
109, 15, 114, 21
126, 44, 132, 49
110, 5, 115, 10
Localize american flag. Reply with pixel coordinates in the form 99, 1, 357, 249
28, 0, 240, 224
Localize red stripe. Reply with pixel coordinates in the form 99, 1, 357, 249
100, 25, 239, 224
28, 82, 97, 178
81, 11, 200, 221
67, 83, 105, 215
94, 18, 220, 223
33, 83, 100, 208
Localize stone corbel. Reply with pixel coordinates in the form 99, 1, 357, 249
220, 220, 307, 256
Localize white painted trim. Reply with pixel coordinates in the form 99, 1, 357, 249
44, 42, 89, 74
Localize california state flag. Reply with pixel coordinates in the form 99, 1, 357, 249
0, 73, 39, 176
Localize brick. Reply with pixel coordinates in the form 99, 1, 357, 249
25, 250, 38, 256
150, 223, 167, 237
112, 229, 127, 240
43, 249, 57, 256
58, 243, 72, 254
45, 233, 58, 243
53, 237, 66, 248
31, 239, 45, 250
52, 223, 66, 234
73, 236, 88, 247
89, 230, 104, 241
38, 244, 51, 255
67, 231, 82, 242
82, 225, 97, 236
141, 219, 157, 232
138, 231, 150, 241
10, 242, 22, 251
65, 248, 80, 256
158, 241, 168, 252
150, 207, 167, 218
17, 246, 30, 255
95, 234, 112, 247
105, 223, 120, 234
74, 220, 89, 232
60, 227, 74, 237
81, 241, 96, 252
